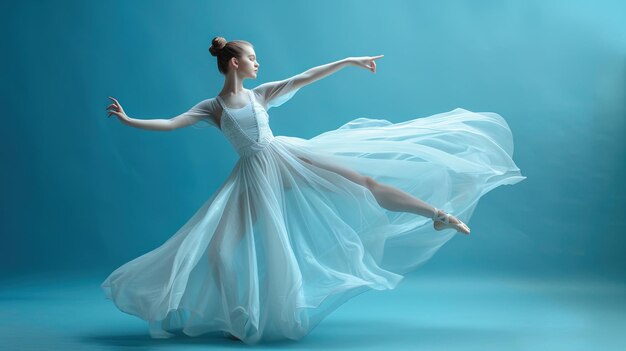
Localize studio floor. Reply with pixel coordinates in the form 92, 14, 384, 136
1, 271, 624, 351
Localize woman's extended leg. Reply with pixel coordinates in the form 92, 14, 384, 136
297, 156, 470, 234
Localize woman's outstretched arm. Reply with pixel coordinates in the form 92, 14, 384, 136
106, 97, 203, 131
292, 55, 384, 90
253, 55, 384, 109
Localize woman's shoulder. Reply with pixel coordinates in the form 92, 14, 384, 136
194, 97, 221, 111
186, 97, 223, 121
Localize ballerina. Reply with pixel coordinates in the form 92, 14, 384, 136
102, 36, 524, 344
106, 39, 470, 235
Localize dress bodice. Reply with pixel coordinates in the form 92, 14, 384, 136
216, 90, 275, 158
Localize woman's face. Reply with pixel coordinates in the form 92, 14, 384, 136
236, 46, 259, 79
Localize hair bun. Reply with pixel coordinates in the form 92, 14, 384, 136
209, 36, 227, 56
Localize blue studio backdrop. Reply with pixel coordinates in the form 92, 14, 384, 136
2, 0, 625, 282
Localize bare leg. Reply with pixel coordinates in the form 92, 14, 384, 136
297, 156, 470, 234
365, 178, 469, 234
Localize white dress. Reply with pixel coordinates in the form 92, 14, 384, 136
101, 73, 526, 344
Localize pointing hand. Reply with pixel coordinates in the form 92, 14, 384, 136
350, 55, 384, 73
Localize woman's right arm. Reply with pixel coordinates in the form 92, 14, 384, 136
106, 97, 215, 131
119, 117, 174, 131
106, 97, 172, 131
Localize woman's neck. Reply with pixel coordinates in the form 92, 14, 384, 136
219, 74, 246, 96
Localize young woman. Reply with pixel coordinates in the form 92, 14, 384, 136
102, 36, 525, 344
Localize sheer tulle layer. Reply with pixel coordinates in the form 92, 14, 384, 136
101, 107, 525, 344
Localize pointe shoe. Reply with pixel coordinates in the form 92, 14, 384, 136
432, 208, 470, 235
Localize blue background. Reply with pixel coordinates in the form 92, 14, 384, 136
2, 0, 624, 282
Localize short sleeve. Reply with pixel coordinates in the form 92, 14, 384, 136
252, 73, 304, 110
180, 98, 218, 130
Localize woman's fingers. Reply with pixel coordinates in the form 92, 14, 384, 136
368, 55, 382, 73
106, 104, 119, 119
108, 110, 125, 119
106, 96, 127, 118
108, 97, 122, 110
107, 97, 119, 110
106, 97, 124, 119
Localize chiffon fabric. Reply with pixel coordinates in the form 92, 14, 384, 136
101, 73, 526, 344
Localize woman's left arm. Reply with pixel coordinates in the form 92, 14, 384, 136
292, 55, 384, 90
253, 55, 384, 109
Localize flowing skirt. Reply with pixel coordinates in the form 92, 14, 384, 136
101, 108, 526, 344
